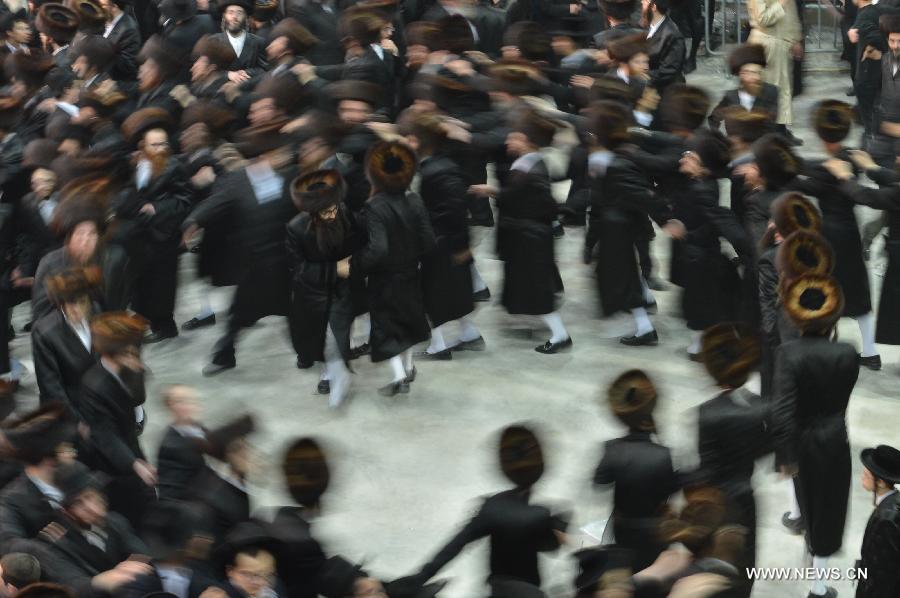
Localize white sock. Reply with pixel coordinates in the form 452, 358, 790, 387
789, 481, 801, 520
403, 349, 414, 373
319, 364, 329, 382
325, 357, 350, 407
631, 307, 654, 336
426, 325, 447, 354
687, 332, 702, 355
353, 314, 371, 348
541, 312, 569, 343
855, 312, 878, 357
195, 289, 214, 319
458, 316, 481, 342
640, 277, 655, 304
389, 356, 406, 383
810, 556, 829, 595
470, 263, 487, 293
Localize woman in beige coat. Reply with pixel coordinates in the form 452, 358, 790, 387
748, 0, 803, 138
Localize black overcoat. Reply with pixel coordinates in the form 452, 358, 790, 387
31, 309, 97, 410
418, 154, 474, 327
771, 337, 859, 556
0, 474, 57, 554
354, 191, 435, 362
497, 156, 561, 316
856, 492, 900, 598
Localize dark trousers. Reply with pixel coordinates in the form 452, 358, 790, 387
855, 87, 878, 146
132, 241, 180, 333
636, 237, 653, 280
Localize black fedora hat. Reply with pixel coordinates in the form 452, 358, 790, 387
861, 445, 900, 485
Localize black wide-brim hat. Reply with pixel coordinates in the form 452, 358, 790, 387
120, 107, 174, 148
36, 3, 79, 44
217, 0, 253, 15
283, 436, 331, 507
728, 43, 766, 75
142, 501, 206, 561
54, 461, 109, 505
813, 99, 853, 144
861, 445, 900, 484
203, 413, 255, 461
291, 169, 345, 213
2, 402, 77, 463
213, 519, 284, 573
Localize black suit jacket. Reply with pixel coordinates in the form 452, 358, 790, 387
79, 363, 145, 477
162, 14, 219, 55
105, 13, 141, 81
0, 474, 57, 554
317, 46, 395, 111
114, 159, 193, 247
856, 491, 900, 598
136, 81, 184, 119
289, 0, 342, 66
156, 426, 209, 502
31, 310, 97, 411
416, 488, 566, 587
647, 16, 686, 94
209, 31, 269, 77
708, 82, 779, 130
120, 566, 221, 598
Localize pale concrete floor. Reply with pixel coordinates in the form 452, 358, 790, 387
8, 56, 900, 597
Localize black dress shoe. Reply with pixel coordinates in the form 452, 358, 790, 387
620, 330, 659, 346
781, 512, 804, 535
405, 367, 417, 383
473, 288, 491, 302
535, 337, 573, 354
378, 380, 410, 396
182, 314, 216, 330
859, 354, 882, 371
645, 276, 668, 291
145, 328, 178, 344
645, 301, 658, 315
202, 361, 236, 377
416, 349, 452, 360
350, 343, 370, 359
317, 380, 330, 394
684, 58, 697, 74
688, 351, 704, 362
846, 86, 856, 96
297, 357, 315, 369
783, 129, 804, 146
451, 336, 486, 351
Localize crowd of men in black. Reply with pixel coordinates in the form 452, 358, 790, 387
0, 0, 898, 593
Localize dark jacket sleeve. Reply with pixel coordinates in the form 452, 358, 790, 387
650, 31, 686, 90
184, 176, 236, 229
112, 24, 141, 80
592, 442, 614, 485
354, 204, 389, 274
417, 502, 490, 581
770, 345, 798, 468
80, 388, 138, 475
31, 324, 70, 409
758, 252, 779, 336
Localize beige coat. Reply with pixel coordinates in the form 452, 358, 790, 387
747, 0, 802, 125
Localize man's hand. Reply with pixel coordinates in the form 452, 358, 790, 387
292, 62, 316, 84
183, 224, 201, 248
37, 98, 59, 113
569, 3, 582, 13
139, 203, 156, 217
862, 45, 882, 61
791, 42, 804, 59
445, 59, 474, 78
848, 149, 877, 171
452, 249, 472, 265
468, 184, 497, 197
847, 28, 859, 43
227, 70, 250, 83
823, 158, 853, 181
636, 87, 661, 113
336, 257, 351, 279
570, 74, 595, 89
199, 589, 228, 598
780, 464, 798, 478
663, 219, 686, 240
381, 38, 399, 56
133, 459, 158, 486
191, 166, 216, 188
39, 522, 67, 543
881, 121, 900, 138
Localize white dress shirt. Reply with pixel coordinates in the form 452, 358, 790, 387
876, 488, 898, 507
136, 159, 152, 190
738, 89, 755, 111
64, 313, 92, 353
371, 43, 385, 60
510, 151, 543, 174
588, 150, 615, 177
103, 12, 123, 38
157, 565, 192, 598
26, 474, 64, 508
246, 161, 284, 204
647, 16, 666, 38
227, 31, 246, 60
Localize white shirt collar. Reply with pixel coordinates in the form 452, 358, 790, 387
588, 150, 615, 177
371, 43, 385, 60
136, 159, 152, 190
157, 565, 193, 598
53, 44, 69, 56
737, 89, 755, 111
647, 16, 666, 38
510, 151, 543, 174
876, 488, 898, 507
26, 474, 64, 506
227, 30, 246, 60
616, 66, 630, 83
104, 12, 124, 37
63, 311, 91, 352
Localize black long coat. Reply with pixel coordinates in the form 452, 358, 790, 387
79, 363, 152, 528
35, 512, 148, 598
678, 177, 754, 330
0, 474, 57, 554
156, 425, 209, 502
771, 337, 859, 556
586, 152, 672, 317
186, 167, 299, 323
797, 158, 872, 317
105, 13, 142, 81
192, 468, 251, 547
288, 0, 343, 66
286, 210, 362, 364
696, 388, 771, 598
838, 168, 900, 344
353, 191, 435, 362
415, 488, 567, 588
856, 491, 900, 598
647, 17, 686, 95
418, 154, 474, 328
209, 31, 270, 78
497, 156, 561, 316
593, 431, 679, 571
31, 309, 97, 410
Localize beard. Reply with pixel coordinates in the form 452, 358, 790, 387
226, 17, 246, 34
145, 151, 171, 179
640, 6, 653, 28
315, 212, 346, 256
743, 80, 762, 96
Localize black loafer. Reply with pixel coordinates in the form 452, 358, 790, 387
182, 314, 216, 331
202, 361, 236, 377
859, 354, 882, 371
378, 380, 410, 396
350, 343, 370, 359
688, 351, 704, 362
297, 357, 315, 370
405, 367, 417, 383
645, 301, 658, 315
145, 329, 178, 344
781, 512, 804, 535
451, 336, 486, 351
535, 338, 573, 354
416, 349, 452, 360
317, 380, 330, 394
472, 288, 491, 302
620, 330, 659, 346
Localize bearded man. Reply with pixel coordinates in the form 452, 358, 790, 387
116, 108, 193, 344
208, 0, 268, 84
